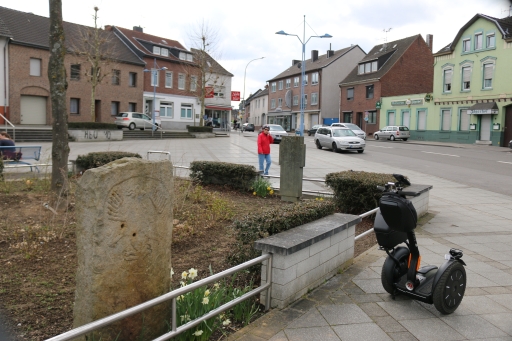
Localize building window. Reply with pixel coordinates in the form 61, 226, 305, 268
263, 98, 266, 108
358, 64, 364, 74
161, 48, 169, 57
347, 88, 354, 101
111, 69, 120, 85
366, 85, 374, 99
151, 69, 159, 87
178, 74, 185, 90
71, 64, 81, 80
462, 66, 471, 90
165, 72, 173, 88
358, 61, 378, 74
388, 111, 395, 125
111, 101, 120, 116
271, 82, 276, 92
271, 99, 276, 109
278, 80, 283, 90
303, 74, 308, 85
214, 86, 225, 98
367, 111, 377, 124
462, 39, 470, 52
483, 63, 493, 88
286, 79, 291, 88
129, 72, 137, 87
302, 94, 308, 106
292, 95, 298, 106
443, 69, 452, 92
278, 98, 282, 107
474, 33, 483, 50
190, 76, 197, 91
311, 93, 318, 105
441, 109, 451, 131
402, 110, 411, 128
129, 102, 137, 112
153, 46, 161, 54
293, 77, 299, 87
417, 109, 426, 130
30, 58, 41, 76
70, 98, 80, 114
459, 109, 469, 131
180, 104, 192, 119
312, 72, 319, 85
344, 112, 352, 123
160, 102, 173, 118
486, 33, 495, 48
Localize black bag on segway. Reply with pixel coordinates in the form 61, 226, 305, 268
379, 192, 417, 232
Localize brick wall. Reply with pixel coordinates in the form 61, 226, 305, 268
268, 71, 321, 113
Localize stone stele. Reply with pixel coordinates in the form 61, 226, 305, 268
73, 157, 173, 341
279, 136, 306, 202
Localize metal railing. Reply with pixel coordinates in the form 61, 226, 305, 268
46, 254, 272, 341
355, 207, 379, 241
0, 113, 15, 141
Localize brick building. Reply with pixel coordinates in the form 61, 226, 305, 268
0, 6, 145, 125
339, 34, 434, 136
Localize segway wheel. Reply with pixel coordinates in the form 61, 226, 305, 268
381, 247, 410, 294
433, 262, 466, 314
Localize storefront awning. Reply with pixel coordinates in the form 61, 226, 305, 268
205, 105, 233, 111
467, 102, 498, 115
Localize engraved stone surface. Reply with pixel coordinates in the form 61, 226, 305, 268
73, 157, 173, 340
279, 136, 306, 202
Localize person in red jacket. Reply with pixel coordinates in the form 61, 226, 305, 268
257, 125, 274, 175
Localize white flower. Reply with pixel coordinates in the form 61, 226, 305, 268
204, 289, 210, 297
180, 314, 191, 322
181, 271, 188, 279
213, 283, 220, 289
193, 330, 203, 336
170, 268, 174, 278
222, 319, 231, 326
180, 281, 186, 287
189, 268, 198, 279
202, 297, 209, 305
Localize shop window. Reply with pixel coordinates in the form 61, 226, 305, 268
180, 104, 192, 119
160, 102, 174, 118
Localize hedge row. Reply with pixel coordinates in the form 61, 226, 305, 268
186, 125, 213, 133
189, 161, 257, 191
68, 122, 118, 130
76, 151, 142, 171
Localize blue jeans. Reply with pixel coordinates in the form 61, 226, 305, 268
258, 154, 271, 175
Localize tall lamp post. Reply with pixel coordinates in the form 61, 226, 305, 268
143, 58, 167, 133
243, 57, 264, 125
276, 16, 332, 136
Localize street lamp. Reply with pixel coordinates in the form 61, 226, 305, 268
143, 58, 167, 132
276, 15, 332, 136
243, 57, 264, 125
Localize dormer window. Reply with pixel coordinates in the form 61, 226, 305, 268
153, 46, 161, 54
161, 48, 169, 57
187, 54, 193, 62
358, 60, 378, 74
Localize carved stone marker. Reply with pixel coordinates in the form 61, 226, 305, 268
73, 158, 173, 340
279, 136, 306, 202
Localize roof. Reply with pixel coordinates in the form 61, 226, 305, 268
190, 48, 233, 77
268, 45, 360, 82
435, 13, 512, 55
0, 6, 144, 66
339, 35, 421, 86
0, 16, 12, 38
251, 88, 269, 99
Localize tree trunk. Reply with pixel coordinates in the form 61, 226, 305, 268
48, 0, 70, 194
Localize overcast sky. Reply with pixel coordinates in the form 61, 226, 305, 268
5, 0, 511, 105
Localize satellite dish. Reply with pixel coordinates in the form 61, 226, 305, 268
285, 90, 292, 108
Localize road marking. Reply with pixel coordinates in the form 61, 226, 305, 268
370, 145, 393, 149
421, 151, 460, 157
498, 161, 512, 165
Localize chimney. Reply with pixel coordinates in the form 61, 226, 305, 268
133, 26, 143, 33
311, 50, 319, 62
104, 25, 112, 31
327, 50, 334, 58
426, 34, 433, 52
265, 84, 269, 89
292, 59, 301, 66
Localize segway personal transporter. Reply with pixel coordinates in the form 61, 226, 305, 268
374, 174, 467, 314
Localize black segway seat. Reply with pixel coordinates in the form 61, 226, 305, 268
379, 192, 417, 232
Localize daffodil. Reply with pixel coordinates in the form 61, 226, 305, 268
269, 190, 274, 195
267, 187, 271, 191
180, 281, 186, 287
188, 268, 198, 279
204, 289, 210, 297
213, 283, 220, 289
253, 192, 256, 195
193, 330, 203, 336
181, 271, 188, 279
222, 319, 231, 326
170, 268, 174, 278
202, 297, 209, 305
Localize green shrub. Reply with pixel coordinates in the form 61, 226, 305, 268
251, 177, 274, 198
325, 170, 399, 214
75, 151, 142, 171
189, 161, 257, 191
68, 122, 117, 130
186, 125, 213, 133
227, 199, 336, 265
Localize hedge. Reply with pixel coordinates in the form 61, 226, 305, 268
76, 151, 142, 171
68, 122, 118, 130
186, 125, 213, 133
189, 161, 257, 191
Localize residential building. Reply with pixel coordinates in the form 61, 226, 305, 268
0, 16, 11, 124
0, 6, 145, 125
339, 34, 434, 136
242, 89, 262, 124
249, 86, 268, 128
268, 46, 365, 132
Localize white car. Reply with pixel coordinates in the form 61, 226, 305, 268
115, 112, 161, 130
264, 124, 288, 144
330, 123, 366, 140
315, 127, 365, 153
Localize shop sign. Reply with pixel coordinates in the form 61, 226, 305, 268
231, 91, 240, 101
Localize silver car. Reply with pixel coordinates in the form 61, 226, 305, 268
315, 127, 366, 153
374, 126, 410, 141
265, 124, 288, 144
330, 123, 366, 140
115, 112, 161, 130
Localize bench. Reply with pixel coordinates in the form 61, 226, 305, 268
0, 145, 42, 172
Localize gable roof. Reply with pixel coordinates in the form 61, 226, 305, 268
252, 87, 269, 99
0, 16, 12, 38
339, 34, 422, 86
435, 13, 512, 55
268, 45, 362, 82
0, 6, 144, 66
190, 48, 233, 77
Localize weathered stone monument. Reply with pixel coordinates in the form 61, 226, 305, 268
73, 158, 173, 340
279, 136, 306, 202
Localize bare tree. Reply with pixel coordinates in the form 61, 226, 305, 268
48, 0, 70, 194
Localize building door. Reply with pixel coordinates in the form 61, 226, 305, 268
95, 100, 101, 122
20, 95, 46, 124
357, 112, 363, 127
504, 106, 512, 146
480, 115, 491, 141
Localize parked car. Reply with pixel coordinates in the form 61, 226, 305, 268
315, 127, 365, 153
509, 140, 512, 149
330, 123, 366, 140
307, 124, 325, 136
242, 123, 255, 132
263, 124, 288, 144
115, 112, 161, 130
374, 126, 410, 141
